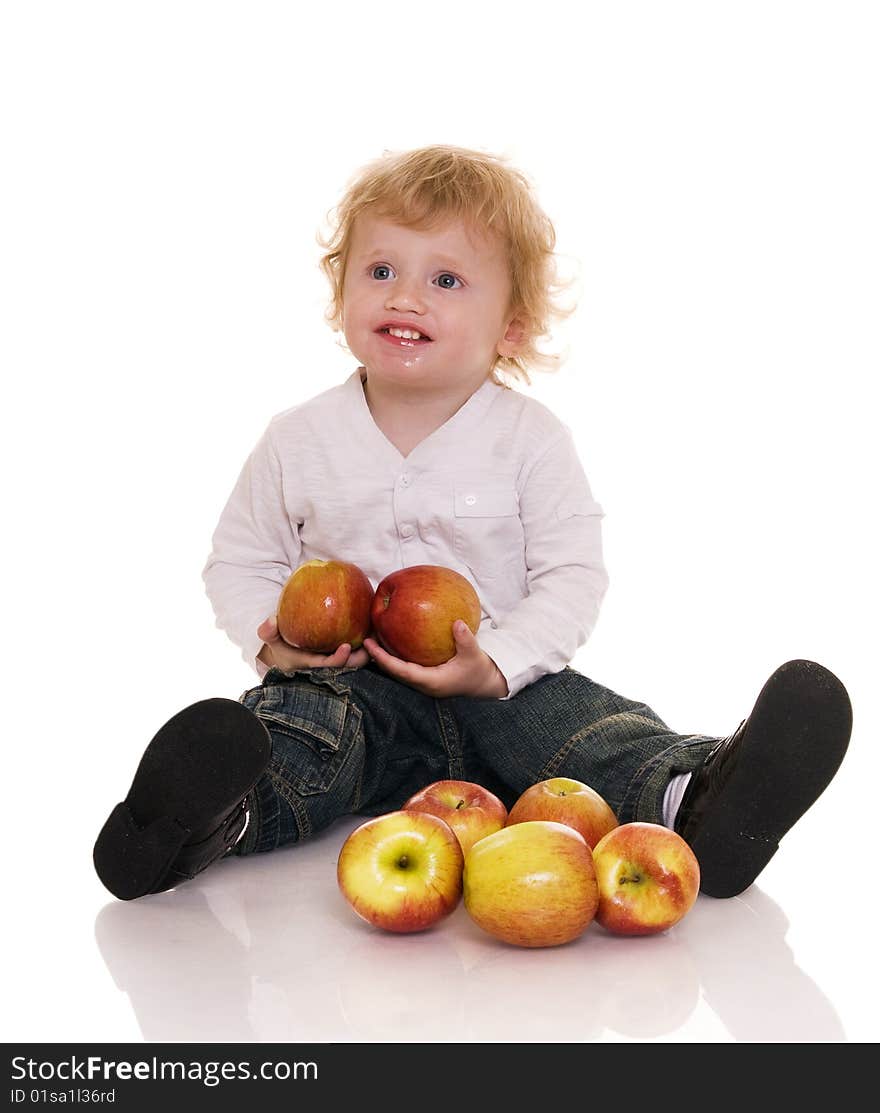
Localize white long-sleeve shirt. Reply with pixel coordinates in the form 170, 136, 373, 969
202, 368, 609, 697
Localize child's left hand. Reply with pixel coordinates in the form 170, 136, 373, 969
364, 621, 509, 699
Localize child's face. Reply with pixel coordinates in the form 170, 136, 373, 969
341, 211, 522, 397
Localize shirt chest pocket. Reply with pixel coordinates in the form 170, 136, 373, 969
453, 484, 524, 577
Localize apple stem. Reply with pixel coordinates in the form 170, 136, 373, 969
397, 855, 410, 869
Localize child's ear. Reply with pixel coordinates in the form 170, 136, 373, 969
497, 314, 528, 358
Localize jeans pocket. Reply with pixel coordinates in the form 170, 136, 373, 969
248, 674, 363, 797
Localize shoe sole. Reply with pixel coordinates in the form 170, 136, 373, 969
689, 659, 852, 898
93, 698, 271, 900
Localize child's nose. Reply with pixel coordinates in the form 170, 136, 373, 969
385, 279, 426, 314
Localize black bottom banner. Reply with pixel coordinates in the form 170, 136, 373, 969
3, 1041, 847, 1108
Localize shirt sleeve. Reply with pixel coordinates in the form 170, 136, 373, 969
475, 428, 609, 698
201, 422, 301, 673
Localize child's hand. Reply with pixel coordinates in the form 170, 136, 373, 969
363, 621, 509, 699
257, 616, 371, 672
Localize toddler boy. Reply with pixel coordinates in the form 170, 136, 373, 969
94, 145, 851, 903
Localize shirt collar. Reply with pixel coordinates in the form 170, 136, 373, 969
346, 367, 501, 461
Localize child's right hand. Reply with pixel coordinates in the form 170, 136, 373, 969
256, 616, 371, 672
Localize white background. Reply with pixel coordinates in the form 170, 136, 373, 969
2, 1, 878, 1043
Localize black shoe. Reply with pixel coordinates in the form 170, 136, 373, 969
675, 659, 852, 899
93, 699, 271, 900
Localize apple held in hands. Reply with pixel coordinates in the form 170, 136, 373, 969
371, 565, 481, 667
507, 777, 618, 849
463, 820, 599, 948
337, 810, 464, 933
404, 779, 508, 855
592, 822, 700, 936
276, 558, 373, 653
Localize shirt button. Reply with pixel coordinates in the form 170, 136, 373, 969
400, 524, 415, 539
464, 494, 477, 506
400, 474, 410, 487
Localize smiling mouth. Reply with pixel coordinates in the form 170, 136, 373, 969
378, 327, 433, 343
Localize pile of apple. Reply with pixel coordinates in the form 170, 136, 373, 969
337, 777, 701, 947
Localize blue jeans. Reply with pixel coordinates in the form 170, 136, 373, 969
235, 664, 719, 855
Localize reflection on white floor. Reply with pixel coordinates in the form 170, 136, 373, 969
92, 816, 845, 1044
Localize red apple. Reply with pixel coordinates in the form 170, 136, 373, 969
276, 558, 373, 652
463, 820, 599, 948
337, 810, 464, 933
592, 822, 700, 936
371, 565, 481, 667
403, 779, 508, 855
506, 777, 618, 849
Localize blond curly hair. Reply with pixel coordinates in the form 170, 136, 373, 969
317, 145, 574, 384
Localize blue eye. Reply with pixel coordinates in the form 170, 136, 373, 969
371, 264, 394, 280
435, 272, 461, 289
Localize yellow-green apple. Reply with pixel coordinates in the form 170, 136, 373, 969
337, 810, 464, 933
370, 565, 481, 666
276, 558, 373, 652
592, 822, 700, 936
463, 820, 599, 948
506, 777, 618, 849
403, 779, 508, 855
